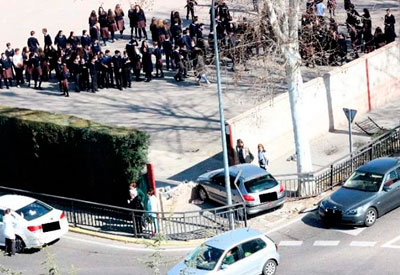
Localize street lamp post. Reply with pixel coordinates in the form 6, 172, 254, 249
211, 0, 234, 230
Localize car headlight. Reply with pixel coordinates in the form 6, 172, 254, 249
346, 208, 359, 215
319, 200, 328, 209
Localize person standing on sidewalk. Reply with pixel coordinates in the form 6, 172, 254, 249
235, 139, 254, 164
127, 182, 145, 235
146, 189, 159, 234
185, 0, 198, 21
3, 209, 16, 256
257, 144, 269, 170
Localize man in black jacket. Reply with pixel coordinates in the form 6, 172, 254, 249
163, 35, 174, 70
173, 45, 184, 82
42, 28, 52, 50
89, 56, 99, 93
27, 31, 40, 53
112, 50, 124, 90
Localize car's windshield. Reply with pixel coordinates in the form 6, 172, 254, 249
244, 174, 278, 193
16, 200, 52, 221
343, 171, 384, 192
185, 245, 224, 271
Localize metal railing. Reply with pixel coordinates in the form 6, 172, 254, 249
276, 126, 400, 199
0, 186, 247, 241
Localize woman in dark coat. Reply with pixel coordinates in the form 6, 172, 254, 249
98, 6, 109, 45
115, 4, 125, 38
128, 4, 138, 39
0, 53, 13, 89
107, 9, 118, 42
135, 5, 147, 40
88, 10, 98, 28
54, 30, 67, 51
140, 40, 153, 82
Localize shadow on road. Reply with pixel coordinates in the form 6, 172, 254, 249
301, 211, 362, 231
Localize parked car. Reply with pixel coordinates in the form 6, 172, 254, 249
319, 157, 400, 227
0, 194, 69, 252
197, 164, 285, 215
168, 228, 280, 275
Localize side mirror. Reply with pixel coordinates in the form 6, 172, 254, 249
220, 264, 228, 270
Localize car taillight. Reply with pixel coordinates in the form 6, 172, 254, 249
60, 211, 66, 219
243, 195, 255, 202
27, 225, 42, 232
275, 243, 278, 250
280, 184, 285, 193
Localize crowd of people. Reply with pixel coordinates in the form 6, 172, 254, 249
0, 0, 398, 96
300, 0, 397, 66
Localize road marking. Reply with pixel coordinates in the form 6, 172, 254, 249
313, 240, 340, 246
350, 241, 376, 247
63, 235, 195, 252
279, 241, 303, 246
264, 214, 305, 235
334, 227, 366, 236
382, 235, 400, 249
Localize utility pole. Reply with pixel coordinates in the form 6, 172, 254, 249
211, 0, 234, 229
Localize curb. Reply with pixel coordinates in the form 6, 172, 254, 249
68, 226, 205, 248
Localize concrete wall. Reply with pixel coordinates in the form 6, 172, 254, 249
227, 42, 400, 163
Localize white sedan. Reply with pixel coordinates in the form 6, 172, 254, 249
168, 228, 280, 275
0, 194, 69, 252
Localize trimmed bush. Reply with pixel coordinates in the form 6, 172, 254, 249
0, 106, 149, 206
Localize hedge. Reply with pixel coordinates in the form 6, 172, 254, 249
0, 106, 149, 206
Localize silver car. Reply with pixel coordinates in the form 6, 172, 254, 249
197, 164, 285, 215
168, 228, 280, 275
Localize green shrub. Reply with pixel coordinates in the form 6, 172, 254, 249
0, 106, 149, 206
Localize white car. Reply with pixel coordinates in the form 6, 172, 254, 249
0, 194, 69, 252
168, 228, 280, 275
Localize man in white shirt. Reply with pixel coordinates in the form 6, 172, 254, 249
3, 208, 16, 256
316, 0, 325, 17
12, 48, 24, 87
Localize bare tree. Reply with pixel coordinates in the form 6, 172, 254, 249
263, 0, 313, 178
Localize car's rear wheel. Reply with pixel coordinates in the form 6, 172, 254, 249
262, 259, 277, 275
198, 186, 208, 201
364, 207, 377, 227
15, 236, 25, 253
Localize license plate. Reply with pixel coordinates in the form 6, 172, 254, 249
42, 221, 61, 232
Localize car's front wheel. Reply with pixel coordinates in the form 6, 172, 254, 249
15, 236, 25, 253
197, 186, 208, 202
262, 259, 277, 275
364, 207, 377, 227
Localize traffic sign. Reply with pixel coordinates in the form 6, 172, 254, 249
343, 108, 357, 123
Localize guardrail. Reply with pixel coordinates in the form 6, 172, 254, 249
0, 186, 247, 241
275, 126, 400, 199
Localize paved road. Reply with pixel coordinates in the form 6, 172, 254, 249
2, 206, 400, 274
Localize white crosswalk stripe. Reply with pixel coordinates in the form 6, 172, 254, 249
350, 241, 376, 247
279, 241, 303, 246
313, 240, 340, 246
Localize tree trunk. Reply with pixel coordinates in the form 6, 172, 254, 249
264, 0, 314, 195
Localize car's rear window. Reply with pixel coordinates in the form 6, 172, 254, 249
16, 201, 52, 221
244, 174, 278, 193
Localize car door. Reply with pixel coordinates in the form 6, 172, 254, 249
217, 245, 245, 275
210, 175, 227, 204
239, 238, 268, 275
380, 169, 400, 214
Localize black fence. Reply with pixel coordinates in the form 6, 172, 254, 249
275, 126, 400, 199
0, 186, 247, 241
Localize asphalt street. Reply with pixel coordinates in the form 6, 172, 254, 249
1, 206, 400, 275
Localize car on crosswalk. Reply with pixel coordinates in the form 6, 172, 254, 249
319, 157, 400, 227
0, 194, 69, 252
168, 228, 280, 275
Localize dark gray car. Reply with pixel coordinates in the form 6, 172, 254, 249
197, 164, 285, 215
319, 157, 400, 227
